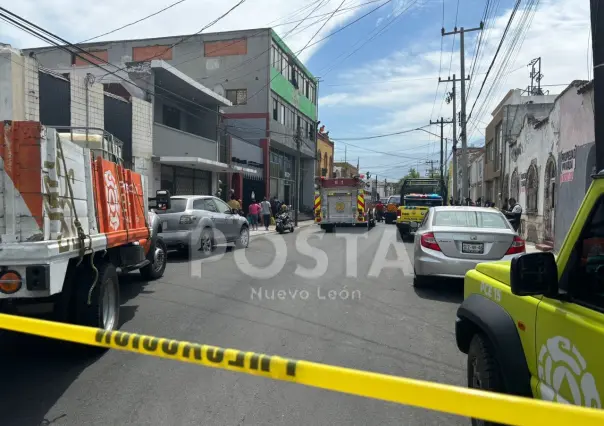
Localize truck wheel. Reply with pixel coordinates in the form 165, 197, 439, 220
75, 261, 119, 331
468, 333, 505, 426
140, 238, 167, 280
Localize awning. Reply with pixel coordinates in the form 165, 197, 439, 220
157, 156, 260, 175
150, 60, 231, 107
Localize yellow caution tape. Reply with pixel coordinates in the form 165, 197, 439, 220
1, 312, 603, 426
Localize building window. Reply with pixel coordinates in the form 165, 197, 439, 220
279, 104, 285, 125
272, 98, 278, 121
526, 164, 539, 214
226, 89, 247, 105
163, 104, 181, 129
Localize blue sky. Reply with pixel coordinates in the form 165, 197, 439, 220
0, 0, 591, 180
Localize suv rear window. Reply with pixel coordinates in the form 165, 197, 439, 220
156, 198, 188, 214
387, 196, 400, 204
433, 211, 509, 229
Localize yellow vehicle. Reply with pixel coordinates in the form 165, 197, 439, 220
396, 193, 443, 240
456, 170, 604, 425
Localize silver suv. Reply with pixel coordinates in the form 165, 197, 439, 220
156, 195, 249, 255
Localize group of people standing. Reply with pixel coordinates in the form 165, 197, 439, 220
246, 196, 288, 231
219, 189, 290, 232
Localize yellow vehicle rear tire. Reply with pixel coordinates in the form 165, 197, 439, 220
467, 333, 505, 426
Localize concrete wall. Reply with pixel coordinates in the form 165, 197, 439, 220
0, 47, 39, 121
224, 117, 265, 146
26, 29, 272, 116
508, 113, 558, 243
70, 73, 104, 128
554, 83, 595, 250
131, 97, 154, 187
153, 122, 217, 159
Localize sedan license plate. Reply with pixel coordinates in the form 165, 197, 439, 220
462, 242, 484, 254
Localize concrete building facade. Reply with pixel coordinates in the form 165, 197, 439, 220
483, 89, 557, 206
316, 128, 334, 178
494, 80, 594, 248
25, 28, 318, 210
1, 46, 243, 199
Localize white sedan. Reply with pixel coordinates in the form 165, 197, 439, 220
412, 206, 525, 287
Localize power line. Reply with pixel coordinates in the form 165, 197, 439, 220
34, 0, 189, 55
331, 125, 431, 140
466, 0, 521, 123
98, 0, 248, 79
0, 8, 288, 144
244, 0, 363, 105
319, 0, 421, 77
300, 0, 347, 53
221, 0, 398, 86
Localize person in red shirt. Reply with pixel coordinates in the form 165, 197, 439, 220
248, 199, 260, 230
375, 200, 384, 222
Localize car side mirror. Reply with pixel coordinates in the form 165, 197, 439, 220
510, 252, 558, 297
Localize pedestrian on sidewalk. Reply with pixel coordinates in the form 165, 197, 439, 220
260, 197, 272, 231
249, 199, 260, 231
228, 194, 241, 212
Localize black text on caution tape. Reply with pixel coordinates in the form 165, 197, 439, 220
95, 330, 298, 378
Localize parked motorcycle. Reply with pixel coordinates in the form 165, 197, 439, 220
276, 212, 295, 234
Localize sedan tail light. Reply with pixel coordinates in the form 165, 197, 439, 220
420, 232, 441, 251
506, 236, 526, 255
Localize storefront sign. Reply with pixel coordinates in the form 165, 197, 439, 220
560, 148, 576, 183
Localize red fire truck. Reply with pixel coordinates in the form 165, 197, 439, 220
314, 176, 376, 232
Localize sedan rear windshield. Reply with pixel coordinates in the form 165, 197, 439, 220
156, 198, 188, 214
433, 211, 509, 229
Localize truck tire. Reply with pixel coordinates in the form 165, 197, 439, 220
140, 238, 167, 280
467, 333, 505, 426
74, 260, 120, 333
66, 260, 121, 354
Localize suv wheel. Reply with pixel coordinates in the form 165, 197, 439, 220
236, 226, 249, 248
467, 333, 504, 426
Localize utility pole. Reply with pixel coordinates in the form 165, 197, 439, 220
429, 117, 453, 198
591, 0, 604, 171
442, 22, 483, 201
375, 173, 378, 200
295, 126, 301, 226
441, 74, 469, 202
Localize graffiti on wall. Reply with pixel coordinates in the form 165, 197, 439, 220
560, 147, 576, 183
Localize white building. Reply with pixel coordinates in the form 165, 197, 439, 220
504, 80, 594, 247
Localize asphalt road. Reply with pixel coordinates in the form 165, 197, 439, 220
1, 223, 468, 426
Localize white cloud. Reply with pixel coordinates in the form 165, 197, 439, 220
0, 0, 368, 62
321, 0, 591, 149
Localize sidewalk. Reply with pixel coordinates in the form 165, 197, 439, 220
249, 220, 315, 238
525, 242, 556, 254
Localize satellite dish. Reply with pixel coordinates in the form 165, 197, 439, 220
213, 84, 225, 97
